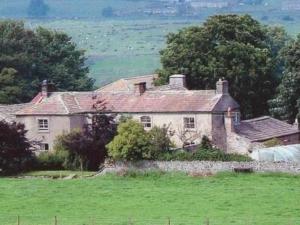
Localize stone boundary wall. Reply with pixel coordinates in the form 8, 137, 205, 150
102, 161, 300, 174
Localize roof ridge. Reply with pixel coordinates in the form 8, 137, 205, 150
124, 74, 156, 81
242, 116, 273, 123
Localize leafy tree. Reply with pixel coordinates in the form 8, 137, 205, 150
53, 100, 116, 171
27, 0, 49, 18
269, 35, 300, 123
0, 20, 94, 104
157, 14, 286, 118
0, 121, 34, 175
0, 68, 23, 104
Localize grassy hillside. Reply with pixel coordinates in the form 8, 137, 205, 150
0, 172, 300, 225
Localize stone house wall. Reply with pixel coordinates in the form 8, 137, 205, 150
130, 112, 213, 147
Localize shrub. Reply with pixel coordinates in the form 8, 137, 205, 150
107, 120, 173, 161
158, 151, 193, 161
263, 138, 282, 148
107, 119, 152, 161
0, 121, 34, 175
158, 135, 251, 162
147, 125, 173, 159
35, 151, 67, 171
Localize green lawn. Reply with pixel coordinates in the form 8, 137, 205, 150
1, 172, 300, 225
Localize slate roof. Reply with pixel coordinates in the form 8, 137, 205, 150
96, 74, 157, 92
16, 89, 239, 115
0, 104, 32, 122
235, 116, 300, 142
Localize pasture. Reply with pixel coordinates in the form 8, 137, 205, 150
1, 172, 300, 225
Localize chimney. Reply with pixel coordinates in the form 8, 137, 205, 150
41, 80, 48, 97
169, 74, 186, 89
134, 82, 146, 96
216, 78, 229, 95
225, 107, 235, 133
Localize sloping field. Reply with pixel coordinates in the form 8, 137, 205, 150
0, 172, 300, 225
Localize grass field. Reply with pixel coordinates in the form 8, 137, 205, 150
1, 172, 300, 225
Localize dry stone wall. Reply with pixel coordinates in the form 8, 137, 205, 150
102, 161, 300, 174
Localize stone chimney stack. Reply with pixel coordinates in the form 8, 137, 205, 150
216, 78, 229, 95
41, 80, 48, 97
169, 74, 186, 89
134, 82, 146, 96
225, 107, 235, 133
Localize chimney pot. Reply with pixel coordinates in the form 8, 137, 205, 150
169, 74, 186, 89
216, 78, 229, 95
42, 80, 48, 97
134, 82, 146, 96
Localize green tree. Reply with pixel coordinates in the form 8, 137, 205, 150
107, 119, 152, 161
157, 14, 285, 118
0, 121, 34, 175
27, 0, 49, 18
269, 35, 300, 123
0, 20, 94, 104
0, 68, 23, 104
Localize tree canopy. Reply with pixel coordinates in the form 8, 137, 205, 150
269, 35, 300, 123
157, 14, 288, 118
0, 20, 94, 104
0, 121, 34, 175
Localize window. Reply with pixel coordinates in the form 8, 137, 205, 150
38, 119, 49, 131
40, 143, 49, 151
184, 117, 195, 129
140, 116, 152, 128
233, 112, 241, 125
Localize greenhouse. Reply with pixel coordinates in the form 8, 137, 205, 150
251, 144, 300, 162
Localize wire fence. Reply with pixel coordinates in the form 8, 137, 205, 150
1, 216, 300, 225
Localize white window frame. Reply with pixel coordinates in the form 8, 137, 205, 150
183, 117, 196, 130
140, 116, 152, 128
37, 118, 49, 132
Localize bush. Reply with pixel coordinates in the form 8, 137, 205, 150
35, 151, 67, 171
263, 138, 282, 148
107, 120, 173, 161
158, 136, 252, 162
107, 119, 152, 161
0, 121, 34, 175
147, 125, 173, 159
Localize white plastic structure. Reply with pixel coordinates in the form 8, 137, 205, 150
251, 144, 300, 162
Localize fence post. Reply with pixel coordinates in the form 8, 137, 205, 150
17, 215, 20, 225
54, 216, 57, 225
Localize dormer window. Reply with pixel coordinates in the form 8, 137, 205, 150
140, 116, 152, 128
38, 119, 49, 131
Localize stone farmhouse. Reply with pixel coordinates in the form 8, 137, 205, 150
1, 74, 299, 154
